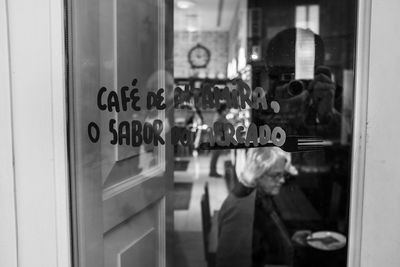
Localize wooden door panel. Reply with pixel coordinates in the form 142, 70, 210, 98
104, 199, 165, 267
103, 176, 166, 232
69, 0, 170, 266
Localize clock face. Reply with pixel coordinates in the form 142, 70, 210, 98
188, 44, 210, 68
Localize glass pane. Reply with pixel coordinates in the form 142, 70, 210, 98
67, 0, 358, 266
68, 0, 171, 266
172, 0, 357, 267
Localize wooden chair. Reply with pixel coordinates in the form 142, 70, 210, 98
269, 211, 294, 267
200, 183, 219, 267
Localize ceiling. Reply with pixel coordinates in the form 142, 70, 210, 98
174, 0, 241, 32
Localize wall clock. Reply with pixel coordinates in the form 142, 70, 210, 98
188, 43, 211, 68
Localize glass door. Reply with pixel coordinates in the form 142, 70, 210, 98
172, 1, 358, 267
67, 0, 358, 266
67, 0, 173, 266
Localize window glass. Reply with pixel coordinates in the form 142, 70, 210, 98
68, 0, 357, 266
173, 0, 356, 266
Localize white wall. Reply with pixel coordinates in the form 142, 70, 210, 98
0, 0, 70, 266
360, 0, 400, 266
0, 0, 18, 266
1, 0, 400, 266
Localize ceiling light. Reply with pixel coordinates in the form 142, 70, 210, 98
187, 26, 197, 32
177, 1, 195, 9
251, 45, 261, 61
251, 53, 259, 60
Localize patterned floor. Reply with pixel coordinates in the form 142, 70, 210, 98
173, 153, 230, 267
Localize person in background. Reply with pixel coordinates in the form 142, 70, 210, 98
209, 103, 229, 178
186, 105, 204, 157
258, 28, 342, 140
216, 147, 309, 267
304, 66, 342, 139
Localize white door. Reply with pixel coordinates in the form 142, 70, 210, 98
67, 0, 173, 266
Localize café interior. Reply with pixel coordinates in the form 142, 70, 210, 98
171, 0, 356, 266
5, 0, 400, 266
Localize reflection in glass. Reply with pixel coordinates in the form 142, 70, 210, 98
68, 0, 358, 266
173, 0, 356, 267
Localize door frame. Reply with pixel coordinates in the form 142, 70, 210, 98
346, 0, 372, 266
0, 0, 380, 266
0, 0, 18, 265
0, 0, 71, 266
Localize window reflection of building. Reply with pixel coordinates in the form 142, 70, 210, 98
172, 1, 357, 267
246, 1, 356, 266
296, 4, 320, 34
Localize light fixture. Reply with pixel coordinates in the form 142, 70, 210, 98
251, 53, 259, 60
250, 45, 260, 61
177, 0, 195, 9
217, 72, 225, 80
187, 26, 197, 32
186, 14, 198, 32
198, 70, 206, 79
208, 72, 216, 79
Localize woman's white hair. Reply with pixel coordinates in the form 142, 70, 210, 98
252, 146, 297, 176
238, 147, 297, 187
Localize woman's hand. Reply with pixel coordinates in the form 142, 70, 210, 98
238, 149, 268, 188
291, 230, 312, 246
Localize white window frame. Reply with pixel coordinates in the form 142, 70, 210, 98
0, 0, 70, 266
347, 0, 372, 265
295, 4, 320, 34
4, 0, 400, 266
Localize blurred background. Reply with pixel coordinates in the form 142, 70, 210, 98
171, 0, 356, 266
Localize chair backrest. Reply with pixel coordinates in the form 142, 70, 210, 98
204, 182, 211, 218
329, 181, 342, 221
201, 194, 211, 260
269, 211, 294, 266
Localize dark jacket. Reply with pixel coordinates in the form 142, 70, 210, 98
216, 184, 293, 267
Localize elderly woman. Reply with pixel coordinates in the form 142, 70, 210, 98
216, 147, 299, 267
